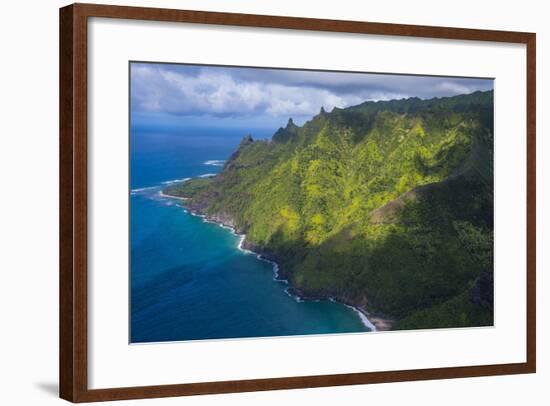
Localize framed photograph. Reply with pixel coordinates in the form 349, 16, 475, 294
59, 3, 536, 402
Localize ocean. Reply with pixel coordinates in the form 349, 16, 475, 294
130, 126, 370, 343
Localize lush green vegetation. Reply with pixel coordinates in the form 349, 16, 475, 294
163, 178, 214, 199
183, 91, 494, 330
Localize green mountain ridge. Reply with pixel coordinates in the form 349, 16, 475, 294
165, 90, 494, 330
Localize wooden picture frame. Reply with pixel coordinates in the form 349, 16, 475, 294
59, 3, 536, 402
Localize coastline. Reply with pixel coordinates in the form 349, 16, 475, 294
169, 194, 388, 332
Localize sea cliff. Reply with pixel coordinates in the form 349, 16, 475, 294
163, 90, 495, 330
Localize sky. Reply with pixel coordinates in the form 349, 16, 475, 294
130, 62, 493, 131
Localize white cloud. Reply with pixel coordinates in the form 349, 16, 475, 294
133, 65, 371, 118
131, 64, 493, 119
436, 81, 479, 95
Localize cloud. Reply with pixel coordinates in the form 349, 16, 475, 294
131, 63, 493, 119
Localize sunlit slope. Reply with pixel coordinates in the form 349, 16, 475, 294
183, 90, 494, 330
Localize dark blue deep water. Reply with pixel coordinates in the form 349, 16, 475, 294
130, 127, 369, 343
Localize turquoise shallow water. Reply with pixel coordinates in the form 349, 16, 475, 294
130, 128, 370, 343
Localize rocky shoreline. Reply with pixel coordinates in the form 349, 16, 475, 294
175, 197, 394, 332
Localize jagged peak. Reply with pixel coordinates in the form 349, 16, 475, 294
272, 118, 299, 143
320, 106, 326, 114
240, 134, 254, 144
226, 134, 254, 164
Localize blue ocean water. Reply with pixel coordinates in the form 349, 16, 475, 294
130, 126, 370, 343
